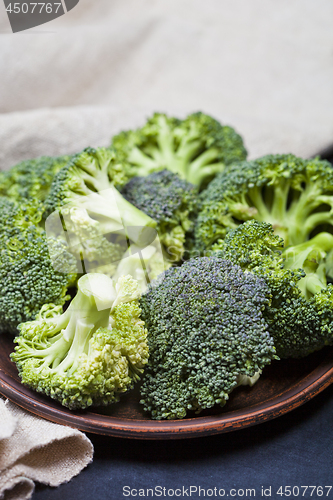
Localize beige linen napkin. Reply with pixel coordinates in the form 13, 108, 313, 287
1, 0, 332, 164
0, 399, 93, 500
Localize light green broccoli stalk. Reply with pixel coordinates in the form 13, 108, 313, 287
112, 243, 171, 293
282, 232, 333, 299
194, 154, 333, 253
111, 112, 247, 188
11, 274, 149, 410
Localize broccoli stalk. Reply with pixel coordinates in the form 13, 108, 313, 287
194, 154, 333, 252
11, 274, 148, 410
283, 232, 333, 299
112, 112, 247, 188
44, 148, 157, 274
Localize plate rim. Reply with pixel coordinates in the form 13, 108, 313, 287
1, 350, 333, 440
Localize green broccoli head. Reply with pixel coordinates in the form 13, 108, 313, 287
121, 169, 198, 261
212, 220, 333, 358
0, 197, 77, 334
0, 155, 71, 202
11, 274, 149, 410
194, 154, 333, 253
139, 256, 276, 420
111, 112, 247, 188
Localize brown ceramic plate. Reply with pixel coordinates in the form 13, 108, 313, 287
1, 332, 333, 440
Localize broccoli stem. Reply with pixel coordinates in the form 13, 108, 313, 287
287, 183, 328, 245
270, 180, 290, 225
71, 186, 157, 246
248, 186, 272, 222
187, 150, 225, 185
155, 115, 176, 167
128, 147, 158, 173
14, 274, 115, 373
283, 233, 333, 298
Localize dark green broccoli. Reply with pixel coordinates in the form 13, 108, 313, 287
11, 274, 149, 410
139, 256, 276, 420
44, 147, 157, 274
121, 169, 198, 261
194, 154, 333, 253
212, 220, 333, 358
0, 155, 71, 202
0, 197, 77, 334
111, 112, 247, 188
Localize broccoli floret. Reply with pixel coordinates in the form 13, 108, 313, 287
0, 197, 77, 334
11, 274, 149, 410
212, 220, 333, 358
0, 155, 71, 202
111, 112, 247, 188
121, 170, 198, 261
44, 147, 157, 272
194, 154, 333, 253
139, 256, 276, 420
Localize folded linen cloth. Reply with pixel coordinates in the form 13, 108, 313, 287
0, 399, 93, 500
1, 0, 333, 167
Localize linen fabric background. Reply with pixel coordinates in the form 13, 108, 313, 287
0, 0, 332, 171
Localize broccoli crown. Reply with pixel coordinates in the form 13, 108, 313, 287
0, 197, 76, 334
111, 112, 247, 188
212, 220, 333, 358
44, 147, 129, 215
121, 169, 198, 261
0, 155, 70, 202
194, 154, 333, 253
11, 274, 148, 410
139, 256, 276, 420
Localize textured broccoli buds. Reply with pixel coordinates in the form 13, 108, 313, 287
0, 197, 76, 334
11, 274, 148, 410
121, 169, 198, 261
139, 256, 276, 420
0, 155, 71, 202
212, 220, 333, 358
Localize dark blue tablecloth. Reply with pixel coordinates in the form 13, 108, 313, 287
33, 382, 333, 500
